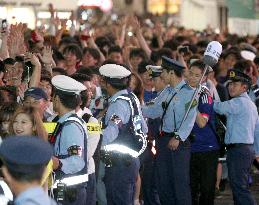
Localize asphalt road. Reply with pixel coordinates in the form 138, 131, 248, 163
215, 171, 259, 205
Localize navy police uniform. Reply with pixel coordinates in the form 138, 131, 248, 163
0, 136, 56, 205
142, 57, 198, 205
214, 69, 258, 205
99, 64, 148, 205
141, 65, 163, 205
51, 75, 88, 205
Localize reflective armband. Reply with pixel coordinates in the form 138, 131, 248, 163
44, 122, 102, 134
110, 114, 123, 127
67, 145, 83, 157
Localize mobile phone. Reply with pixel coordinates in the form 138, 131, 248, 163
1, 19, 7, 33
178, 46, 189, 54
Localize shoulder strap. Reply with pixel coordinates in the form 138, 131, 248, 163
112, 93, 137, 118
160, 85, 185, 131
82, 113, 92, 123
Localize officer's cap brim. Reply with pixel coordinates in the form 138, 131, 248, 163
52, 75, 86, 95
161, 56, 185, 71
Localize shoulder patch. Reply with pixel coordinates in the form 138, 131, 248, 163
185, 99, 198, 111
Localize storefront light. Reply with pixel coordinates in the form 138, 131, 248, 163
147, 0, 181, 15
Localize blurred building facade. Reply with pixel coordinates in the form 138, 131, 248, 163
0, 0, 258, 35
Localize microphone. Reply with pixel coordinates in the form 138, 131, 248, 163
203, 41, 222, 67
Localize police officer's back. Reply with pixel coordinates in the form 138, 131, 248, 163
99, 64, 147, 205
51, 75, 88, 205
0, 136, 56, 205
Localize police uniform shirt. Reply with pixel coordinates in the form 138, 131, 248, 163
191, 86, 219, 152
54, 111, 86, 174
15, 186, 56, 205
254, 118, 259, 156
102, 89, 148, 146
214, 92, 258, 144
142, 80, 198, 141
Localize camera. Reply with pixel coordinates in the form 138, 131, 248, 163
178, 46, 189, 54
1, 19, 7, 33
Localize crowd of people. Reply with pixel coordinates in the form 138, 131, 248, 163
0, 5, 258, 205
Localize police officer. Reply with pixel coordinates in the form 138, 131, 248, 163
141, 65, 165, 205
51, 75, 88, 205
99, 63, 147, 205
0, 136, 56, 205
213, 69, 258, 205
142, 56, 198, 205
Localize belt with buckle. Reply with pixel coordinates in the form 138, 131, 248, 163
226, 143, 252, 150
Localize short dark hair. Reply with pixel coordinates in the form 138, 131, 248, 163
80, 90, 89, 109
172, 69, 183, 78
71, 73, 91, 83
53, 89, 81, 109
129, 48, 147, 60
3, 58, 15, 66
163, 39, 179, 51
63, 44, 83, 60
108, 46, 122, 55
151, 48, 172, 64
59, 36, 77, 48
77, 67, 94, 77
52, 67, 67, 76
53, 49, 65, 62
83, 47, 100, 61
102, 59, 117, 65
5, 162, 45, 182
189, 60, 207, 73
233, 60, 251, 73
105, 78, 129, 90
15, 56, 25, 63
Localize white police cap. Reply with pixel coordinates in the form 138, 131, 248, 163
146, 65, 162, 71
241, 50, 256, 61
99, 64, 131, 79
51, 75, 86, 95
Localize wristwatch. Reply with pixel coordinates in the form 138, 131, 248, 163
174, 133, 181, 141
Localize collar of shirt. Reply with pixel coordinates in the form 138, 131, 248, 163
108, 89, 128, 103
157, 85, 170, 96
58, 110, 76, 123
15, 186, 44, 204
238, 92, 250, 99
173, 79, 186, 92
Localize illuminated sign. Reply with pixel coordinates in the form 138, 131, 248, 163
77, 0, 113, 12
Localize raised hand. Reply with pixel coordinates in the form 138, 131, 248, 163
37, 46, 53, 65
